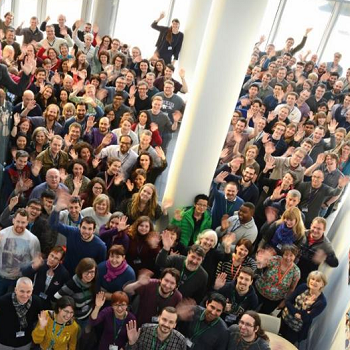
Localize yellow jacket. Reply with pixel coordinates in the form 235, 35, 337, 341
32, 310, 79, 350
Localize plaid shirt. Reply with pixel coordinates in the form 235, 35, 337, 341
126, 324, 186, 350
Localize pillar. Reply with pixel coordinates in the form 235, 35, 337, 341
163, 0, 269, 209
91, 0, 118, 36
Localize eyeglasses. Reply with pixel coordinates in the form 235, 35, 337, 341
93, 186, 103, 191
28, 206, 41, 212
62, 309, 74, 315
83, 270, 96, 276
239, 320, 254, 328
113, 303, 128, 308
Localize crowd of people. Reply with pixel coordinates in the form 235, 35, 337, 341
0, 8, 349, 350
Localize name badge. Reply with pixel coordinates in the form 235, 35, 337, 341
109, 345, 118, 350
225, 314, 237, 323
302, 207, 308, 213
151, 316, 159, 323
168, 46, 172, 50
133, 258, 141, 265
185, 338, 194, 349
270, 287, 279, 294
39, 292, 48, 300
16, 331, 25, 338
276, 244, 282, 251
81, 305, 90, 313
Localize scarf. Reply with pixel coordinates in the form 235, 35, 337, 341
271, 223, 295, 247
12, 292, 32, 329
104, 259, 128, 282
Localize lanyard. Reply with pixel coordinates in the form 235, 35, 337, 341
113, 313, 126, 343
230, 290, 248, 313
179, 261, 197, 286
151, 326, 170, 350
230, 256, 242, 281
105, 172, 116, 190
49, 319, 65, 349
192, 311, 219, 340
271, 262, 293, 287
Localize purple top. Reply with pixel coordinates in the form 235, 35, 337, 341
99, 225, 130, 252
90, 307, 136, 350
84, 128, 118, 148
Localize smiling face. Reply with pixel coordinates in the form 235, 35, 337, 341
235, 244, 249, 260
137, 220, 150, 235
199, 235, 216, 251
185, 252, 203, 271
159, 273, 177, 295
139, 185, 153, 203
139, 154, 151, 170
13, 213, 29, 234
95, 200, 108, 215
205, 300, 224, 322
80, 222, 95, 241
19, 120, 30, 133
109, 253, 124, 268
15, 282, 33, 304
236, 271, 253, 294
158, 310, 177, 337
82, 268, 96, 283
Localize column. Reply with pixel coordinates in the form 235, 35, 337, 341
163, 0, 269, 209
91, 0, 118, 36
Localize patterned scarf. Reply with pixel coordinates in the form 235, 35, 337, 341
12, 292, 32, 329
271, 223, 295, 247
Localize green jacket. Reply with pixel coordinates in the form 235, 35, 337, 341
171, 206, 212, 246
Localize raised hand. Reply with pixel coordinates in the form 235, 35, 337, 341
60, 28, 68, 36
31, 160, 42, 177
159, 11, 166, 20
59, 168, 68, 183
264, 141, 276, 155
271, 185, 283, 200
214, 273, 227, 290
86, 116, 96, 131
92, 23, 99, 33
305, 28, 313, 35
22, 178, 34, 192
92, 158, 101, 169
116, 215, 129, 232
215, 171, 229, 184
95, 291, 106, 308
327, 99, 335, 111
220, 148, 229, 159
137, 269, 153, 286
328, 118, 338, 134
338, 175, 350, 189
222, 233, 235, 252
173, 110, 182, 123
155, 146, 166, 160
221, 214, 230, 231
316, 153, 326, 165
126, 320, 140, 345
161, 230, 175, 251
149, 122, 158, 132
125, 179, 134, 192
55, 189, 71, 211
69, 148, 78, 160
264, 156, 276, 171
176, 299, 196, 321
32, 255, 44, 270
179, 68, 185, 79
21, 56, 37, 76
173, 209, 182, 221
73, 176, 83, 190
9, 195, 19, 211
312, 249, 327, 264
147, 232, 161, 249
267, 111, 275, 122
101, 133, 113, 146
38, 311, 49, 330
262, 132, 271, 144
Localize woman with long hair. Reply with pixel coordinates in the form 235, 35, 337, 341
32, 296, 79, 350
126, 215, 161, 273
80, 177, 109, 209
337, 140, 350, 175
35, 85, 57, 111
112, 115, 139, 146
125, 169, 147, 198
71, 141, 99, 179
29, 126, 49, 161
64, 159, 91, 195
154, 58, 166, 78
55, 258, 98, 329
131, 110, 162, 146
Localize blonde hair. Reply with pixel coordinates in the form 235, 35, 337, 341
276, 207, 305, 240
307, 270, 327, 291
195, 229, 218, 248
92, 194, 110, 214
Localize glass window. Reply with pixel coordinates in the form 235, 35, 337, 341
17, 0, 38, 28
258, 0, 281, 41
114, 0, 172, 59
272, 0, 335, 55
46, 0, 83, 28
321, 6, 350, 76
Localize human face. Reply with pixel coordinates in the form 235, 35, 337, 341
199, 235, 216, 251
46, 27, 55, 40
238, 206, 252, 224
249, 86, 258, 98
121, 120, 131, 132
126, 72, 134, 85
342, 145, 350, 158
76, 105, 87, 120
290, 151, 304, 167
235, 121, 246, 133
242, 168, 255, 183
116, 78, 126, 91
46, 170, 60, 188
47, 251, 63, 268
185, 252, 203, 271
140, 155, 151, 170
278, 107, 289, 121
335, 132, 345, 145
13, 214, 29, 234
308, 276, 324, 292
333, 81, 343, 94
68, 202, 81, 220
273, 125, 286, 139
58, 306, 74, 323
239, 315, 257, 341
109, 217, 120, 229
164, 67, 173, 79
42, 197, 54, 212
326, 156, 336, 169
286, 194, 300, 208
80, 222, 95, 241
164, 83, 174, 97
17, 136, 27, 149
285, 217, 297, 229
78, 148, 90, 162
236, 244, 249, 259
95, 200, 108, 215
16, 156, 28, 170
72, 163, 84, 178
26, 203, 42, 221
225, 183, 238, 201
138, 221, 150, 235
119, 137, 132, 153
15, 282, 33, 304
139, 112, 148, 126
158, 310, 177, 336
285, 126, 296, 138
246, 148, 257, 160
23, 92, 35, 106
236, 272, 253, 294
194, 199, 208, 215
112, 302, 128, 317
107, 160, 121, 175
310, 221, 325, 240
146, 75, 155, 87
134, 174, 146, 189
205, 301, 223, 322
5, 13, 13, 25
46, 106, 58, 121
92, 183, 104, 196
82, 268, 96, 283
97, 118, 109, 133
109, 253, 124, 268
152, 99, 162, 113
282, 250, 296, 265
281, 173, 294, 189
140, 186, 153, 203
60, 90, 68, 102
69, 127, 81, 141
273, 85, 282, 97
311, 171, 324, 188
160, 273, 177, 295
140, 134, 151, 147
304, 124, 315, 136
